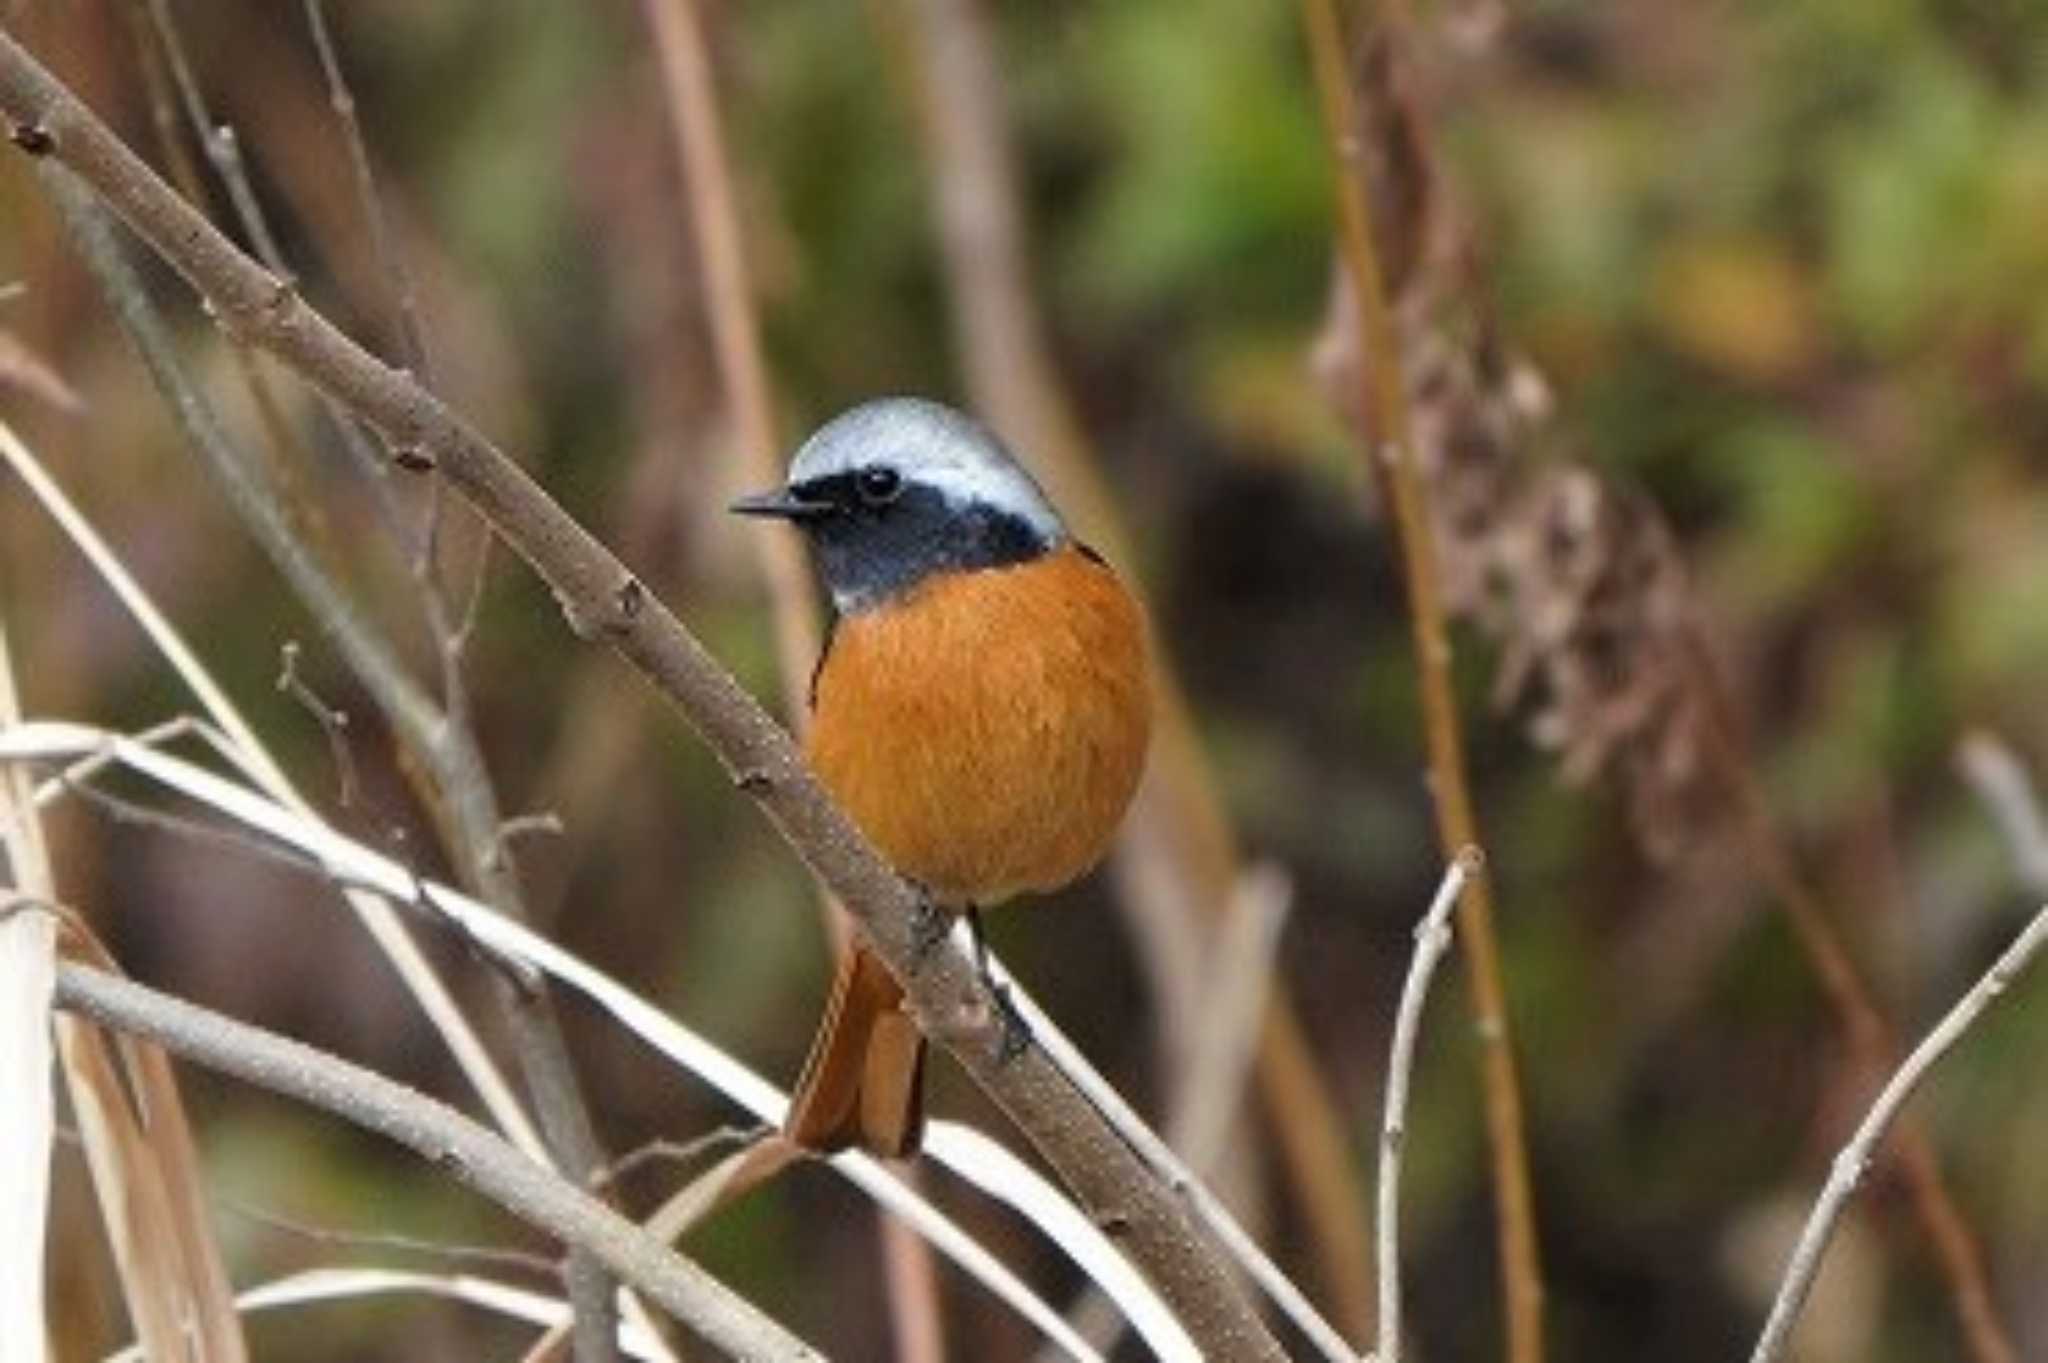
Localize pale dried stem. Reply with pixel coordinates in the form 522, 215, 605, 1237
0, 623, 247, 1363
1377, 851, 1478, 1363
1748, 900, 2048, 1363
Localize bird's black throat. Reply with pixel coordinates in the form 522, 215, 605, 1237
790, 473, 1053, 612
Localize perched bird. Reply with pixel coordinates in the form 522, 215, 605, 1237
731, 397, 1152, 1157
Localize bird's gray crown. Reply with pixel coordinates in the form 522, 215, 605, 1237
789, 398, 1066, 544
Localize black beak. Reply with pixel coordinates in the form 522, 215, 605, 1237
729, 486, 832, 520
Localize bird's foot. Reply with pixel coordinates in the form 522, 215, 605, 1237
987, 979, 1033, 1064
909, 889, 951, 969
964, 904, 1031, 1062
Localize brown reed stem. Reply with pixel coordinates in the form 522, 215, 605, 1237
1303, 3, 1546, 1361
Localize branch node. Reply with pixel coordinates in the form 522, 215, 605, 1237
9, 119, 52, 156
263, 273, 299, 321
732, 768, 773, 797
391, 442, 436, 473
612, 575, 646, 626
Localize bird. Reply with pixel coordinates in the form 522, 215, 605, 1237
731, 397, 1152, 1158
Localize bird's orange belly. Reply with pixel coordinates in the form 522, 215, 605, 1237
805, 545, 1151, 906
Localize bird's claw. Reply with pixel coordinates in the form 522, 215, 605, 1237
989, 980, 1032, 1064
909, 892, 950, 969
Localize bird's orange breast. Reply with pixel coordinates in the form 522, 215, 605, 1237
805, 544, 1152, 906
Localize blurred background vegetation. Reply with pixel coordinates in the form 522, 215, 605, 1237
3, 0, 2047, 1359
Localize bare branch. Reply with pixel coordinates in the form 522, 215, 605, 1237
0, 32, 1280, 1358
1378, 851, 1478, 1363
1749, 900, 2048, 1363
52, 962, 821, 1363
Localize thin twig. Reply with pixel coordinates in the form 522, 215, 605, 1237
1749, 900, 2048, 1363
225, 1200, 560, 1278
127, 0, 414, 558
276, 641, 359, 810
0, 413, 547, 1160
141, 0, 290, 271
301, 0, 433, 389
590, 1129, 762, 1193
1378, 850, 1478, 1363
1694, 651, 2019, 1363
300, 0, 487, 627
50, 962, 820, 1363
641, 0, 818, 714
1171, 865, 1295, 1171
1301, 5, 1545, 1360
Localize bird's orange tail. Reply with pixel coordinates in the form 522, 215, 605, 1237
784, 943, 927, 1158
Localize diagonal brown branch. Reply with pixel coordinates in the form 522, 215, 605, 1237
1302, 3, 1546, 1361
0, 29, 1285, 1361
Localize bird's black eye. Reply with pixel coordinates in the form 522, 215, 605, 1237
855, 465, 902, 506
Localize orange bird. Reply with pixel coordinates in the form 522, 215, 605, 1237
732, 398, 1152, 1157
